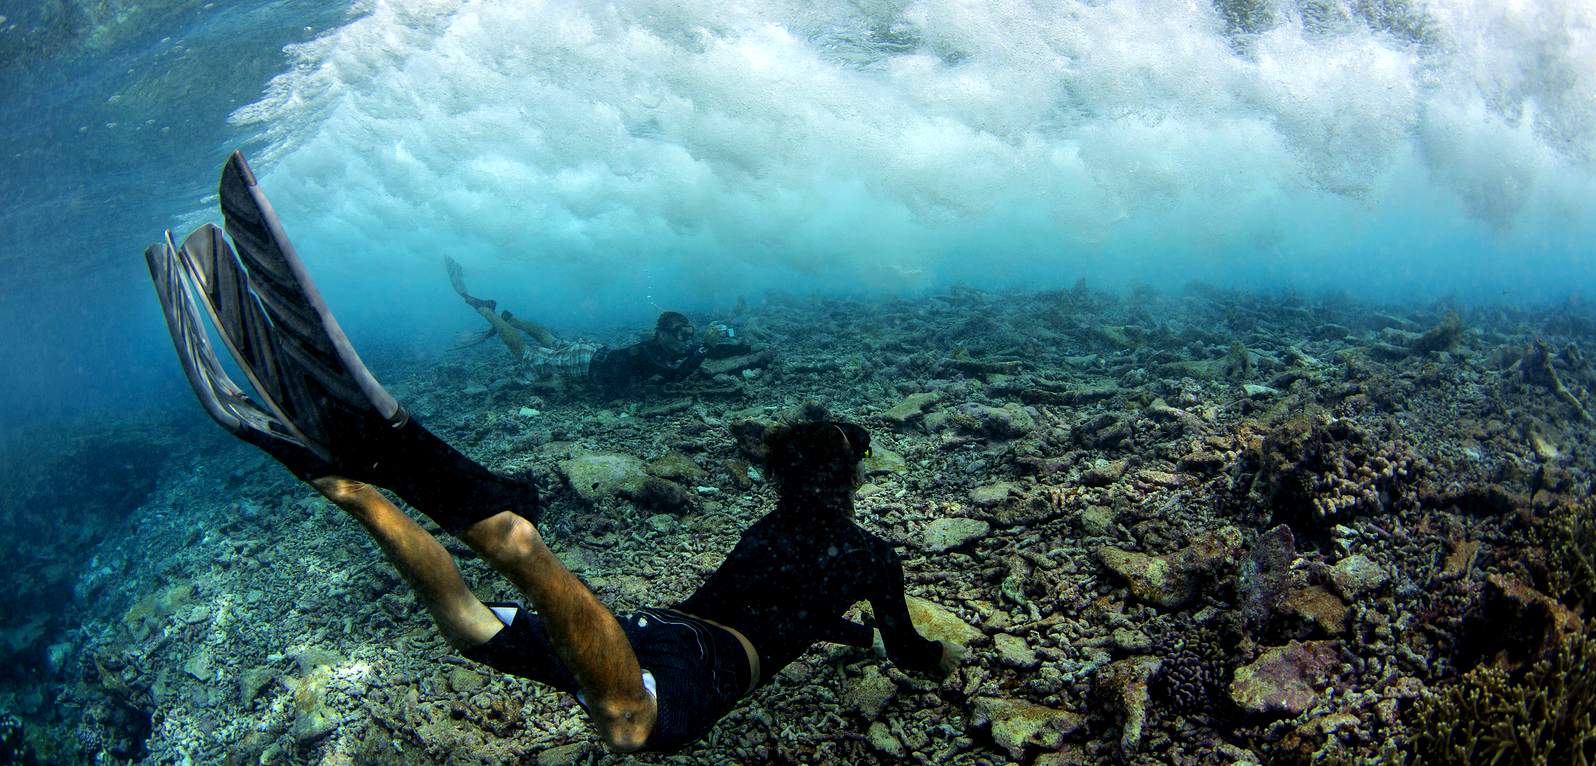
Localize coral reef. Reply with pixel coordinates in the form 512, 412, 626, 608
1244, 412, 1422, 536
1150, 625, 1237, 718
4, 285, 1593, 765
1402, 636, 1596, 766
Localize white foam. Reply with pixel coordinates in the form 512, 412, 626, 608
223, 0, 1596, 321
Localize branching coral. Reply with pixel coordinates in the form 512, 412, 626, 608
1540, 497, 1596, 618
1402, 635, 1596, 766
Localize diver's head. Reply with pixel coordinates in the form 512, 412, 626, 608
654, 311, 695, 355
764, 421, 871, 513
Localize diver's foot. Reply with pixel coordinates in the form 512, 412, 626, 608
466, 295, 497, 312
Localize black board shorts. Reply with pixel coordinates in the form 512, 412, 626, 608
462, 605, 752, 752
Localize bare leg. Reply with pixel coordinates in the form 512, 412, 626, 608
476, 306, 528, 358
311, 476, 655, 751
459, 510, 656, 750
501, 312, 561, 348
310, 478, 500, 648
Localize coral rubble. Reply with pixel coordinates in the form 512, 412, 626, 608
4, 285, 1594, 765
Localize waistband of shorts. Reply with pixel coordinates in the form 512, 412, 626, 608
641, 608, 757, 698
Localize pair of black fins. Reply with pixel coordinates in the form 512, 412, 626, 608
146, 151, 536, 526
145, 151, 400, 474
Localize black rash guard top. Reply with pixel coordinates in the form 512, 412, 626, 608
588, 339, 707, 393
673, 504, 944, 680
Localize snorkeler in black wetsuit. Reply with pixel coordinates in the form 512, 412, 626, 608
466, 421, 962, 750
444, 257, 721, 394
145, 151, 959, 753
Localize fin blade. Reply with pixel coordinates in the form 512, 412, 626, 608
144, 234, 306, 450
216, 151, 401, 424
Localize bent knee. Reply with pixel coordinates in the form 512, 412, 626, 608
462, 510, 544, 565
310, 476, 379, 506
592, 695, 655, 752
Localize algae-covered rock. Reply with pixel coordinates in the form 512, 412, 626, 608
633, 476, 699, 515
1329, 554, 1389, 600
1283, 585, 1349, 636
1229, 640, 1342, 717
969, 481, 1018, 507
1240, 524, 1301, 630
867, 720, 906, 756
918, 518, 990, 553
1096, 656, 1160, 753
646, 451, 707, 483
1096, 527, 1243, 609
721, 459, 755, 489
1077, 505, 1117, 536
182, 648, 213, 681
537, 743, 589, 766
863, 446, 907, 476
929, 402, 1037, 439
559, 452, 648, 504
239, 666, 275, 705
970, 696, 1086, 759
1408, 311, 1463, 354
290, 647, 343, 676
287, 668, 339, 743
906, 596, 981, 646
1080, 458, 1128, 487
1243, 383, 1280, 399
1111, 627, 1152, 654
845, 665, 897, 718
994, 633, 1039, 669
448, 667, 486, 694
1483, 573, 1586, 651
883, 392, 943, 425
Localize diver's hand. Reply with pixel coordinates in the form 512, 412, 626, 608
936, 640, 967, 675
702, 322, 736, 345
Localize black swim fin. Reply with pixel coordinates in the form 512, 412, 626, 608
146, 150, 540, 529
145, 229, 332, 477
213, 151, 404, 435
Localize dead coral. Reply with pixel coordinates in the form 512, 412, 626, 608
1401, 635, 1596, 766
1408, 311, 1464, 355
1245, 413, 1421, 537
1520, 338, 1594, 423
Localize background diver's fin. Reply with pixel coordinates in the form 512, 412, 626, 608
212, 150, 403, 432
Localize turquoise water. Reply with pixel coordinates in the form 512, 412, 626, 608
2, 2, 1594, 762
1, 0, 1593, 429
